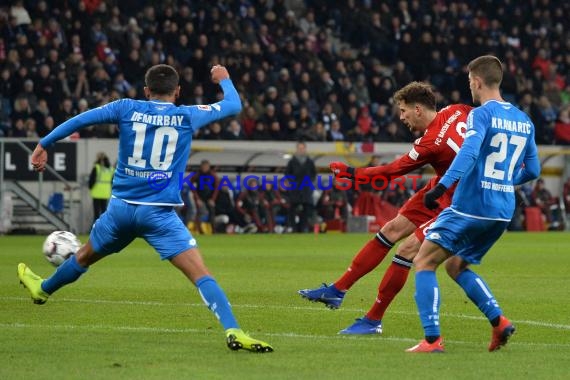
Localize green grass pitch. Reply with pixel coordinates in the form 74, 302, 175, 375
1, 232, 569, 379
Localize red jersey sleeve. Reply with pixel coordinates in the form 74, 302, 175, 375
357, 136, 437, 178
357, 104, 472, 179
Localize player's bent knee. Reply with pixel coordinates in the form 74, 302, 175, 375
380, 218, 414, 243
413, 242, 448, 271
170, 248, 211, 283
379, 220, 400, 240
412, 254, 427, 270
445, 256, 468, 280
75, 241, 103, 268
396, 243, 416, 260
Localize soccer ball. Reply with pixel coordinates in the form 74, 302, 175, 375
42, 231, 81, 267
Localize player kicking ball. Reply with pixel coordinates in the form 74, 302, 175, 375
407, 55, 540, 353
18, 64, 273, 353
298, 82, 471, 335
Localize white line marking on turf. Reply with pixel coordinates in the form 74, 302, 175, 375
3, 296, 569, 331
1, 322, 569, 349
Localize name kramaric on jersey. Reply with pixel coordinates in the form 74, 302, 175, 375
491, 117, 532, 134
130, 112, 184, 126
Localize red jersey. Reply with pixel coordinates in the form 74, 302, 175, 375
357, 104, 472, 181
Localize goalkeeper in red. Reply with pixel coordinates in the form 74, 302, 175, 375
298, 82, 471, 334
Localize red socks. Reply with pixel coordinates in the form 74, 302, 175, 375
334, 232, 394, 291
366, 255, 413, 321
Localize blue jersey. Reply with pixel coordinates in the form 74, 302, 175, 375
40, 79, 241, 206
439, 100, 541, 220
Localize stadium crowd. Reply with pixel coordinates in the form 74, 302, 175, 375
1, 0, 569, 144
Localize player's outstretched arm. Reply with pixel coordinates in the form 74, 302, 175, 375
187, 65, 242, 129
209, 65, 241, 115
39, 103, 122, 149
32, 103, 122, 172
330, 151, 431, 181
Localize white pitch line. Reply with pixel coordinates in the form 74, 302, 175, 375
1, 322, 569, 349
2, 296, 570, 331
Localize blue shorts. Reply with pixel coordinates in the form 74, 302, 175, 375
90, 197, 197, 260
425, 208, 509, 264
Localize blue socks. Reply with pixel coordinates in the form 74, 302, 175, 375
41, 255, 88, 294
415, 268, 503, 337
196, 275, 239, 330
414, 271, 441, 337
455, 269, 502, 322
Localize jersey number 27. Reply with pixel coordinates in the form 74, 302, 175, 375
484, 132, 527, 181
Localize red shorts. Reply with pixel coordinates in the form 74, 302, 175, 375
414, 217, 437, 242
399, 178, 454, 230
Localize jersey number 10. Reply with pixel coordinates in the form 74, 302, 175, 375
127, 122, 179, 171
484, 132, 527, 181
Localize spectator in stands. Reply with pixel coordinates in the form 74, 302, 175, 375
10, 118, 27, 137
531, 178, 558, 227
260, 181, 287, 233
240, 106, 257, 138
250, 121, 270, 140
509, 185, 530, 231
297, 106, 314, 132
357, 106, 374, 135
213, 183, 248, 234
190, 160, 220, 231
372, 104, 393, 129
0, 0, 568, 147
303, 121, 326, 142
327, 119, 344, 141
554, 107, 570, 145
285, 141, 316, 233
365, 123, 383, 142
236, 178, 265, 233
268, 120, 283, 140
378, 121, 407, 142
223, 119, 246, 140
320, 102, 339, 132
10, 97, 32, 128
17, 79, 38, 111
24, 117, 37, 137
37, 115, 55, 137
317, 180, 348, 223
346, 124, 366, 142
178, 180, 196, 227
54, 98, 76, 125
340, 106, 359, 134
203, 122, 224, 140
10, 1, 31, 28
88, 152, 113, 225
